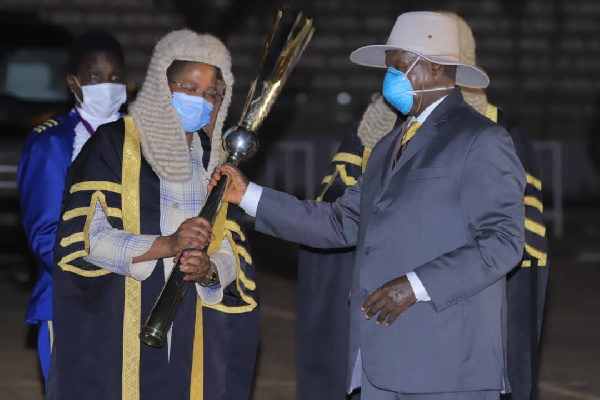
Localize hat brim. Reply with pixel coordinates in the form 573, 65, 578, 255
350, 45, 490, 89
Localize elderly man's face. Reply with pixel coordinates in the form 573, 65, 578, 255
385, 50, 421, 85
384, 50, 446, 116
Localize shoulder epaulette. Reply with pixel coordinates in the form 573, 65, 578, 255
31, 118, 61, 133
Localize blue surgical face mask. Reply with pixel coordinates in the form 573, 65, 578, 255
382, 58, 420, 114
382, 56, 454, 115
172, 91, 214, 132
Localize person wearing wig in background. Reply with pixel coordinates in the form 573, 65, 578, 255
17, 31, 126, 387
441, 13, 549, 400
49, 30, 259, 399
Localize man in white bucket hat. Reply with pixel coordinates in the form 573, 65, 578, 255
210, 11, 526, 400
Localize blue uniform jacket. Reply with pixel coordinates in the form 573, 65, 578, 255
18, 110, 79, 323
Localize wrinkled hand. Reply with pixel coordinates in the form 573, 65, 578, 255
177, 249, 213, 282
361, 275, 417, 326
207, 165, 249, 205
168, 217, 214, 256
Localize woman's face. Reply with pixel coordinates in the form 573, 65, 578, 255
67, 51, 125, 106
167, 61, 219, 104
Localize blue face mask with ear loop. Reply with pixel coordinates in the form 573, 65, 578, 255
172, 91, 214, 132
382, 57, 420, 114
382, 56, 454, 115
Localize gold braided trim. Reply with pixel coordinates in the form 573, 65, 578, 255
525, 218, 546, 237
206, 203, 228, 256
63, 205, 122, 221
60, 232, 85, 247
523, 195, 544, 213
68, 191, 110, 253
321, 164, 358, 186
485, 105, 545, 220
236, 246, 253, 265
321, 169, 338, 184
332, 152, 363, 167
317, 169, 339, 202
486, 101, 549, 233
122, 278, 141, 400
121, 116, 142, 400
70, 181, 122, 194
222, 219, 256, 290
190, 301, 204, 399
524, 243, 548, 266
485, 104, 498, 123
224, 220, 246, 241
526, 173, 542, 191
521, 258, 547, 268
318, 165, 358, 201
48, 320, 54, 351
319, 149, 364, 201
239, 267, 256, 291
57, 190, 114, 276
58, 250, 111, 276
336, 164, 358, 186
203, 229, 258, 314
225, 230, 257, 302
362, 147, 373, 173
203, 300, 256, 314
33, 119, 58, 133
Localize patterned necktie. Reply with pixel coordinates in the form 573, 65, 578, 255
394, 121, 421, 166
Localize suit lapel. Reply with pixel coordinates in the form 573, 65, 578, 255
375, 122, 438, 201
375, 89, 463, 201
379, 124, 405, 187
392, 121, 437, 172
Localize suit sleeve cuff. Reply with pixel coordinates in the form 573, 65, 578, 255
406, 271, 431, 302
239, 182, 263, 217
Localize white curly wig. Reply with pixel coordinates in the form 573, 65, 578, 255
129, 29, 234, 181
439, 11, 488, 115
357, 94, 398, 148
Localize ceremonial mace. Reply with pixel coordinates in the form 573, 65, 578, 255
140, 8, 314, 347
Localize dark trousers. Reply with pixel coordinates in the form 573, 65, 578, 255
297, 247, 358, 400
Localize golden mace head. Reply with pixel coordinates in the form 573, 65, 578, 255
238, 8, 315, 133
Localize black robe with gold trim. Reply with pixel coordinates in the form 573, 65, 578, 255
48, 117, 259, 400
296, 124, 372, 400
495, 107, 549, 400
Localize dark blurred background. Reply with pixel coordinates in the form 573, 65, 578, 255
2, 0, 600, 205
0, 0, 599, 399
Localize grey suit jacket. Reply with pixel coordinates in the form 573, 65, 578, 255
255, 90, 526, 394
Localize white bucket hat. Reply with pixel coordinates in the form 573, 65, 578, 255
350, 11, 490, 88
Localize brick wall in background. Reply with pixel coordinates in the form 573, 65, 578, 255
1, 0, 599, 199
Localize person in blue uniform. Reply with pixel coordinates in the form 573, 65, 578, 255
49, 30, 259, 400
17, 31, 126, 386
